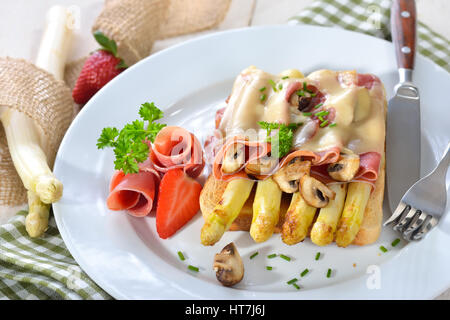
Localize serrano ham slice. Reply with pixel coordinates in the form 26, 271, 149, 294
353, 152, 382, 182
280, 147, 341, 168
107, 170, 158, 217
150, 126, 205, 178
310, 151, 382, 187
285, 82, 326, 110
213, 136, 271, 181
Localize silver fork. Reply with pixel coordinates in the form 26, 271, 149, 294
384, 143, 450, 241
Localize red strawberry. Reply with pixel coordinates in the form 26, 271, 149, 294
156, 169, 202, 239
72, 31, 127, 105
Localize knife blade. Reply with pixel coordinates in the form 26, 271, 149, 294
386, 0, 421, 212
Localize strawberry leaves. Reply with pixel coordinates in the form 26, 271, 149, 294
93, 30, 128, 69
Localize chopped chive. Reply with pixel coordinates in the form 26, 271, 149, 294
278, 83, 283, 90
287, 278, 298, 285
296, 90, 305, 96
329, 123, 337, 128
391, 238, 401, 247
188, 265, 199, 272
318, 115, 325, 122
326, 268, 332, 278
259, 86, 266, 92
300, 269, 309, 277
269, 79, 277, 91
260, 93, 266, 102
314, 110, 329, 117
314, 103, 323, 109
303, 112, 312, 116
379, 246, 388, 253
250, 252, 259, 259
303, 82, 308, 90
177, 251, 185, 261
281, 76, 289, 79
267, 254, 277, 259
280, 254, 291, 261
320, 120, 329, 127
315, 252, 321, 260
311, 92, 317, 97
266, 266, 273, 271
292, 283, 300, 290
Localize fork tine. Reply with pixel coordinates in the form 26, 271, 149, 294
411, 214, 432, 241
393, 205, 416, 232
384, 202, 408, 226
403, 211, 427, 241
412, 215, 439, 241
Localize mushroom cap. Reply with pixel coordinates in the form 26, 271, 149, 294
222, 143, 245, 173
244, 155, 277, 176
327, 152, 360, 182
289, 91, 313, 111
300, 175, 336, 208
273, 157, 311, 193
213, 242, 244, 287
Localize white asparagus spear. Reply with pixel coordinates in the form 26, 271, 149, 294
36, 5, 74, 80
0, 6, 74, 237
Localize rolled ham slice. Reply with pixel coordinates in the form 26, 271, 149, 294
284, 82, 326, 109
107, 170, 158, 217
310, 151, 382, 188
213, 135, 271, 181
353, 152, 382, 182
150, 126, 205, 178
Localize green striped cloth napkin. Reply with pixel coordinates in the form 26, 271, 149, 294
0, 211, 111, 299
0, 0, 448, 300
289, 0, 450, 72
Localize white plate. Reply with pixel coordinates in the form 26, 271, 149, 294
53, 25, 450, 300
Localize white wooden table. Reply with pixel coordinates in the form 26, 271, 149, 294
0, 0, 449, 300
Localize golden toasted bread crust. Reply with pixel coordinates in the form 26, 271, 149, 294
352, 154, 385, 245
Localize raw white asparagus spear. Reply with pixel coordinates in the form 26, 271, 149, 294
0, 6, 74, 237
35, 5, 74, 80
25, 191, 51, 237
0, 107, 63, 204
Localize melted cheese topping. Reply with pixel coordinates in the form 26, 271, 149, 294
219, 66, 386, 155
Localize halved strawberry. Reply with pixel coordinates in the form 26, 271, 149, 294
156, 168, 202, 239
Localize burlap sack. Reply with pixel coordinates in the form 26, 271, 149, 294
157, 0, 232, 39
0, 58, 74, 207
92, 0, 231, 66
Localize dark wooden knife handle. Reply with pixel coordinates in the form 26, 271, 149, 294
391, 0, 416, 70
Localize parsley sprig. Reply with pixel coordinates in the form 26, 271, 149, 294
96, 102, 166, 174
258, 121, 302, 158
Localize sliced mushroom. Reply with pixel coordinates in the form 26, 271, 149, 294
327, 152, 360, 182
222, 143, 245, 173
213, 242, 244, 287
291, 95, 312, 111
290, 93, 312, 111
299, 175, 336, 208
245, 155, 278, 176
272, 157, 311, 193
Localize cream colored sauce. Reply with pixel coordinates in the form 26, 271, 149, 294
219, 66, 386, 155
